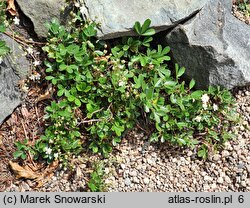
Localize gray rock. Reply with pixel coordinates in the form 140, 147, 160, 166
0, 33, 29, 125
166, 0, 250, 89
81, 0, 208, 39
16, 0, 70, 38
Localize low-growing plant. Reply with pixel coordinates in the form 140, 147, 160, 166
0, 1, 10, 58
14, 12, 239, 162
88, 161, 106, 192
237, 0, 250, 16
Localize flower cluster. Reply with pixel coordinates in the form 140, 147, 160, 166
201, 94, 209, 110
29, 72, 41, 81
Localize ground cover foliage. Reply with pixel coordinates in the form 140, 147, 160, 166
13, 13, 239, 163
0, 1, 241, 191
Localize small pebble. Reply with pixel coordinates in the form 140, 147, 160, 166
143, 178, 150, 185
124, 178, 131, 186
217, 177, 224, 184
120, 164, 126, 169
213, 154, 220, 161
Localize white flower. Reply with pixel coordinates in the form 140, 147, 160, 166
201, 94, 210, 104
75, 2, 80, 7
26, 47, 34, 54
33, 60, 40, 66
80, 6, 85, 14
44, 147, 52, 155
118, 80, 125, 87
202, 103, 208, 110
21, 84, 29, 92
54, 153, 59, 159
29, 73, 41, 81
4, 20, 9, 27
213, 104, 218, 111
194, 116, 202, 122
13, 17, 20, 25
0, 57, 3, 64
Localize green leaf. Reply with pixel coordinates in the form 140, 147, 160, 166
13, 150, 25, 159
0, 40, 10, 56
154, 78, 162, 88
57, 89, 64, 97
177, 66, 185, 78
153, 112, 161, 123
170, 94, 177, 104
21, 153, 27, 160
45, 76, 54, 80
157, 45, 162, 53
189, 79, 196, 90
66, 44, 79, 55
66, 67, 73, 73
133, 76, 141, 89
142, 36, 153, 45
134, 21, 141, 34
198, 144, 208, 159
123, 45, 129, 51
0, 24, 6, 33
84, 24, 97, 37
198, 148, 208, 159
75, 98, 81, 107
142, 28, 155, 36
176, 122, 187, 129
164, 80, 176, 87
191, 90, 203, 99
146, 88, 154, 100
140, 56, 147, 66
162, 46, 170, 55
67, 95, 75, 102
52, 78, 57, 85
92, 146, 98, 153
141, 19, 151, 34
59, 64, 67, 71
88, 182, 97, 192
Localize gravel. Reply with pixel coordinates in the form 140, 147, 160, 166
7, 86, 249, 193
232, 4, 250, 25
104, 86, 250, 192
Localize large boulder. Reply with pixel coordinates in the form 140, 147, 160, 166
0, 33, 29, 125
16, 0, 208, 39
81, 0, 208, 39
166, 0, 250, 89
16, 0, 69, 38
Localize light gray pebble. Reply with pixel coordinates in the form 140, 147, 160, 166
246, 165, 250, 174
204, 175, 213, 181
221, 150, 230, 158
124, 178, 131, 186
143, 178, 150, 185
213, 154, 221, 161
120, 164, 126, 169
224, 176, 231, 184
241, 181, 247, 187
237, 163, 244, 169
217, 177, 224, 184
129, 170, 137, 177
